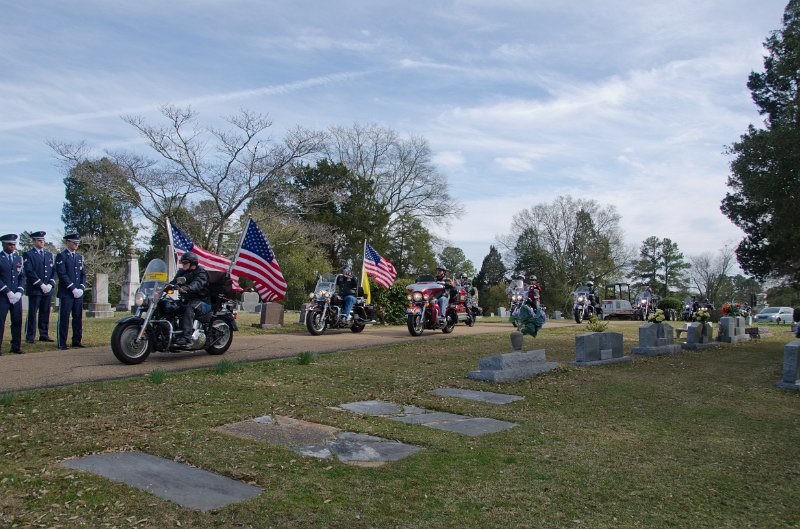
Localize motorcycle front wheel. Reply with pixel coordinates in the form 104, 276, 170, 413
111, 322, 152, 365
442, 313, 456, 334
306, 311, 328, 335
574, 309, 583, 324
407, 313, 424, 336
206, 318, 233, 355
350, 322, 366, 333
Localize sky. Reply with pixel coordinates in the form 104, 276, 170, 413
0, 0, 788, 270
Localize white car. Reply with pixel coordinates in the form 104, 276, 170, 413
753, 306, 794, 324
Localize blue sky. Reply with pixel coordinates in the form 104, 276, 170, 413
0, 0, 788, 269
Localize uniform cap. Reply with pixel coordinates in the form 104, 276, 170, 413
0, 233, 18, 243
63, 233, 81, 243
30, 231, 46, 240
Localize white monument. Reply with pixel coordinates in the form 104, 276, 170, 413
117, 244, 140, 311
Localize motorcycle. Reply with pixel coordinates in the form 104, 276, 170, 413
406, 275, 470, 336
459, 283, 482, 326
635, 297, 654, 321
111, 258, 238, 365
508, 288, 527, 326
304, 273, 376, 335
682, 299, 698, 321
573, 286, 600, 323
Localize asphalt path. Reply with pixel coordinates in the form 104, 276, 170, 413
0, 320, 581, 393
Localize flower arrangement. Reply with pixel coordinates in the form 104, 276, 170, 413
721, 303, 742, 317
647, 308, 666, 323
694, 307, 711, 323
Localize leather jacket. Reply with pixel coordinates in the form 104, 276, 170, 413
172, 266, 210, 303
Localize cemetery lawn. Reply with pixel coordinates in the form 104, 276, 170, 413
1, 323, 799, 528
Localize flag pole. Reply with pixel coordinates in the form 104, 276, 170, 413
228, 217, 251, 276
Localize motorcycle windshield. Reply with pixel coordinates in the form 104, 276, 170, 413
313, 273, 338, 297
139, 258, 169, 298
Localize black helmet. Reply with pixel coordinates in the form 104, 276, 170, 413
180, 252, 199, 266
460, 272, 467, 279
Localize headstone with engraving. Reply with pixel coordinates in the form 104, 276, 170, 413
681, 322, 716, 350
574, 331, 630, 365
467, 349, 557, 382
86, 273, 115, 318
253, 302, 284, 328
776, 340, 800, 390
631, 322, 681, 356
717, 316, 750, 344
117, 244, 140, 311
241, 292, 261, 313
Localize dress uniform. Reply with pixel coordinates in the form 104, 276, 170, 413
0, 233, 25, 354
55, 233, 86, 350
23, 231, 56, 343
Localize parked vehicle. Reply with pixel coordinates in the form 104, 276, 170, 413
406, 275, 471, 336
305, 273, 376, 335
753, 306, 795, 324
601, 283, 635, 320
681, 298, 698, 321
111, 258, 238, 365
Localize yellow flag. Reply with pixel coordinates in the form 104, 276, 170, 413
361, 265, 371, 304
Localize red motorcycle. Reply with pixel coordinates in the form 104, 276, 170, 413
406, 275, 471, 336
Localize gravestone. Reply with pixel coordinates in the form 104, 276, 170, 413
241, 292, 261, 313
776, 340, 800, 390
216, 415, 422, 466
467, 349, 557, 382
681, 322, 716, 350
631, 322, 681, 356
86, 273, 115, 318
252, 302, 284, 328
61, 451, 261, 511
574, 331, 631, 366
717, 316, 750, 344
117, 244, 140, 311
432, 388, 524, 404
339, 400, 517, 437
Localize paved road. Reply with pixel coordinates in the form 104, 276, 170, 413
0, 321, 580, 392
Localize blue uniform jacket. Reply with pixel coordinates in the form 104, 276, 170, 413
24, 248, 56, 296
0, 252, 24, 295
55, 249, 86, 298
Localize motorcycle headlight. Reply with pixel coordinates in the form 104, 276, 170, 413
407, 294, 413, 301
134, 292, 145, 307
317, 289, 330, 298
413, 292, 423, 302
578, 296, 585, 302
422, 293, 429, 301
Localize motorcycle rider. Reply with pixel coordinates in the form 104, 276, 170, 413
585, 281, 602, 316
171, 252, 211, 346
527, 275, 541, 310
434, 266, 451, 322
336, 265, 358, 322
508, 274, 525, 293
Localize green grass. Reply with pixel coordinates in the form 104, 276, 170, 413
149, 369, 168, 384
0, 323, 799, 528
0, 391, 15, 406
212, 359, 238, 375
297, 351, 317, 365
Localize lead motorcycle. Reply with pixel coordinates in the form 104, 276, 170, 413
304, 273, 376, 335
406, 275, 471, 336
508, 287, 527, 327
573, 285, 601, 323
111, 258, 238, 365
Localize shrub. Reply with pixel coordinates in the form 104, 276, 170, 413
297, 351, 316, 365
372, 278, 413, 325
658, 297, 682, 311
586, 316, 608, 332
480, 282, 511, 316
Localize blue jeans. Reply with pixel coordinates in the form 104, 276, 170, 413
342, 295, 356, 319
438, 295, 449, 318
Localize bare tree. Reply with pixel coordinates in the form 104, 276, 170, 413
688, 245, 736, 304
324, 123, 462, 231
122, 106, 324, 251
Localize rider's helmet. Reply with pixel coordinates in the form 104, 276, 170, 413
586, 281, 594, 288
529, 275, 538, 283
515, 274, 524, 280
180, 252, 199, 266
436, 266, 447, 275
459, 272, 467, 280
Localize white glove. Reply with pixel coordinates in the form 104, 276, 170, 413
6, 291, 21, 304
40, 283, 53, 294
72, 288, 84, 299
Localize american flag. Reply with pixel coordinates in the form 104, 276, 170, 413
230, 219, 287, 301
363, 242, 396, 288
168, 220, 242, 291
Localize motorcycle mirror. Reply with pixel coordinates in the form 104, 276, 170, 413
176, 276, 187, 285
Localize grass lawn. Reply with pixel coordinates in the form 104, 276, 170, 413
0, 323, 799, 528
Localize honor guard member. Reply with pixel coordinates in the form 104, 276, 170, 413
55, 233, 86, 350
24, 231, 56, 343
0, 234, 25, 354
